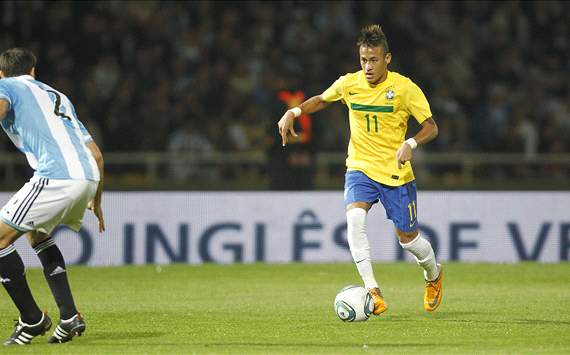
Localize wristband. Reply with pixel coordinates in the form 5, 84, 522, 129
405, 138, 418, 149
288, 107, 302, 118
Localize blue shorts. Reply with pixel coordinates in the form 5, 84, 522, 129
344, 170, 418, 233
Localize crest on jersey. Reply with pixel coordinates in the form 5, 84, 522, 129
386, 89, 395, 100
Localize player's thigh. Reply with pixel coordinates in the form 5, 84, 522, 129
0, 180, 40, 247
379, 181, 418, 235
0, 177, 92, 236
344, 171, 381, 211
0, 177, 48, 236
0, 221, 24, 248
60, 180, 97, 232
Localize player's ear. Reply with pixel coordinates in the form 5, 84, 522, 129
385, 52, 392, 65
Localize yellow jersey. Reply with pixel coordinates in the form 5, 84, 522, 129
321, 70, 432, 186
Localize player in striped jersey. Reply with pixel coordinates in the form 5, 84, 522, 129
0, 48, 105, 345
278, 25, 443, 315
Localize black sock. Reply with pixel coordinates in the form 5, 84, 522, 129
34, 238, 77, 320
0, 245, 42, 324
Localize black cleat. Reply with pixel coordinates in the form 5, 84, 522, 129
48, 313, 86, 343
4, 313, 52, 346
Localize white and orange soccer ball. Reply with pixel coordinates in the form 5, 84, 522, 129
334, 285, 374, 322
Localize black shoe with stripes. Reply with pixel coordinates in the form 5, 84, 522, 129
48, 313, 85, 343
3, 313, 52, 346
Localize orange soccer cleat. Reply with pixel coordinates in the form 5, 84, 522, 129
368, 287, 388, 315
424, 264, 443, 312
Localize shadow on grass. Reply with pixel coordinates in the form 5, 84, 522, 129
87, 330, 164, 341
199, 342, 462, 348
85, 344, 465, 349
431, 312, 570, 326
440, 318, 570, 326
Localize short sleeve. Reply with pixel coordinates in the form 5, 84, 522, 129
321, 75, 347, 102
404, 81, 432, 124
0, 82, 13, 109
70, 103, 94, 143
77, 119, 94, 143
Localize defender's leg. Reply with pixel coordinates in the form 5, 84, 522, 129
0, 222, 51, 345
27, 229, 85, 343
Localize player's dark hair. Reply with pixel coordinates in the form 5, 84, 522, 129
357, 24, 389, 53
0, 48, 37, 77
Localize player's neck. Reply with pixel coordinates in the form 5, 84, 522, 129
367, 70, 389, 87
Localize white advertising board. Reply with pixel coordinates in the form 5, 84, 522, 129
5, 192, 569, 266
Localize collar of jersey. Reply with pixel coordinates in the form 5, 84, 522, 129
15, 75, 34, 81
363, 71, 393, 90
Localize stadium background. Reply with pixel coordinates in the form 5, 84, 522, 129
1, 0, 568, 191
2, 0, 568, 265
1, 0, 569, 256
0, 2, 569, 354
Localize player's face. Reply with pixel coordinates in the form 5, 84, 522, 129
359, 46, 391, 85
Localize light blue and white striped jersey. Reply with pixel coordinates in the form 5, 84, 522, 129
0, 75, 99, 181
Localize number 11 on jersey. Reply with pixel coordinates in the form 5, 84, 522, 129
364, 113, 378, 133
407, 200, 417, 226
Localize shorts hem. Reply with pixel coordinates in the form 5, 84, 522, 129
394, 224, 419, 233
343, 198, 379, 206
0, 216, 32, 233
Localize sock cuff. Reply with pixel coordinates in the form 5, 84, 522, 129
61, 314, 79, 323
346, 208, 367, 219
19, 313, 44, 327
0, 244, 16, 258
399, 233, 421, 249
34, 238, 56, 255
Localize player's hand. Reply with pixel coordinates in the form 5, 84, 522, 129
396, 141, 413, 169
277, 111, 298, 146
88, 200, 105, 233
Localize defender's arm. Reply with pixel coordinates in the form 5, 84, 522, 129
86, 140, 105, 232
0, 99, 9, 121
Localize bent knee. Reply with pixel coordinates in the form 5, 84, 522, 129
27, 231, 50, 248
396, 229, 418, 244
0, 222, 24, 248
346, 202, 372, 212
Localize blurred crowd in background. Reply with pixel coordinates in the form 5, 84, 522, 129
1, 1, 568, 187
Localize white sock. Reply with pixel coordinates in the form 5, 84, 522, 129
346, 208, 378, 289
400, 233, 439, 281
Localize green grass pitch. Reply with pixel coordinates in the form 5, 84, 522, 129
0, 263, 569, 354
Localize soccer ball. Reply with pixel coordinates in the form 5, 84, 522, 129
334, 285, 374, 322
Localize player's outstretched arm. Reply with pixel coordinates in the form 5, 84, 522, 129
396, 118, 438, 169
86, 140, 105, 233
277, 95, 331, 146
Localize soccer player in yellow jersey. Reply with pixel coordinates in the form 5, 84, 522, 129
278, 25, 443, 314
